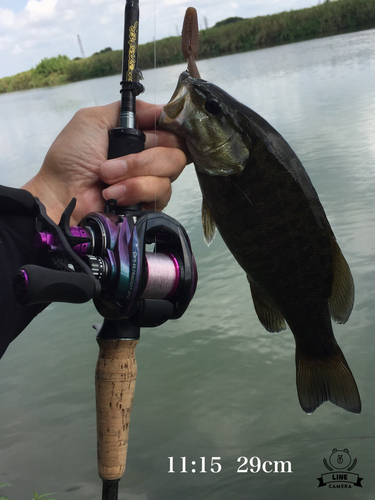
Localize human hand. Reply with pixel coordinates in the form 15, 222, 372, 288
22, 100, 188, 226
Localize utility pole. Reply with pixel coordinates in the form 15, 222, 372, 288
77, 34, 86, 58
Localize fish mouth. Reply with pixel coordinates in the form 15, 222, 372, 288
158, 72, 192, 131
161, 92, 187, 120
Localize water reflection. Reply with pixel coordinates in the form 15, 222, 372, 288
0, 28, 375, 500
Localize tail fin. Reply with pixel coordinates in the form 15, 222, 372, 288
296, 346, 361, 414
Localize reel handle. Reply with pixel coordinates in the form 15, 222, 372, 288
96, 337, 139, 481
13, 264, 100, 305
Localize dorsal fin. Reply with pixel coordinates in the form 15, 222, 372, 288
328, 240, 354, 324
202, 197, 216, 246
248, 276, 286, 333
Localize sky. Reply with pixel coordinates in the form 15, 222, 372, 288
0, 0, 320, 78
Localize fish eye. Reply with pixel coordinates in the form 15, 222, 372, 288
205, 98, 221, 115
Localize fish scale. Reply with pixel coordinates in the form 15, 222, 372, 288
158, 71, 360, 415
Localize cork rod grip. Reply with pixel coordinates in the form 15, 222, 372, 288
95, 338, 139, 481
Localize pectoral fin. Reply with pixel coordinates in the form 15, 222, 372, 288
202, 197, 216, 246
328, 240, 354, 324
248, 276, 286, 333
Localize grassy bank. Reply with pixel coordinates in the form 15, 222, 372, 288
0, 481, 57, 500
1, 0, 374, 93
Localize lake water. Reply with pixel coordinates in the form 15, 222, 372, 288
1, 28, 375, 500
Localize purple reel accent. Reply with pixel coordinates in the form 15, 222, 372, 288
165, 252, 181, 298
34, 232, 55, 251
70, 226, 90, 256
189, 254, 198, 304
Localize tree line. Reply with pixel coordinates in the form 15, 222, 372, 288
0, 0, 374, 93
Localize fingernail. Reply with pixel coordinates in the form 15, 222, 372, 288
102, 184, 126, 201
100, 159, 128, 180
144, 132, 159, 148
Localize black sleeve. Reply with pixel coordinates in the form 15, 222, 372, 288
0, 186, 47, 358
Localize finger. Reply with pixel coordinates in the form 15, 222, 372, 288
73, 101, 121, 131
99, 147, 187, 184
82, 100, 160, 131
79, 100, 192, 163
144, 130, 192, 165
102, 175, 172, 210
144, 129, 188, 151
77, 100, 161, 134
135, 100, 164, 130
136, 102, 190, 156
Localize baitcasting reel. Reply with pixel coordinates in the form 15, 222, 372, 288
13, 196, 197, 329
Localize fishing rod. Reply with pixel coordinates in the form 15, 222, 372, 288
96, 3, 145, 496
13, 2, 197, 499
108, 0, 145, 178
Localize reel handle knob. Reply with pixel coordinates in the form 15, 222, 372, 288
13, 264, 100, 305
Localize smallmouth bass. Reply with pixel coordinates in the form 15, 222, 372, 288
158, 71, 361, 414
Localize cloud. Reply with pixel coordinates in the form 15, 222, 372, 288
12, 44, 23, 55
0, 0, 321, 78
25, 0, 58, 22
63, 9, 75, 21
162, 0, 189, 5
0, 36, 12, 51
99, 16, 112, 25
0, 7, 16, 28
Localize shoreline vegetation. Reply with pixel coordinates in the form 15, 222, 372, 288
0, 0, 374, 94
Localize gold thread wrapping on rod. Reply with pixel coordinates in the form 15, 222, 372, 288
126, 22, 138, 81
